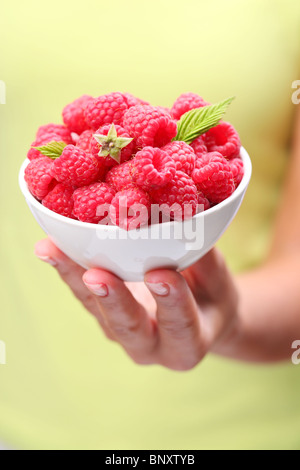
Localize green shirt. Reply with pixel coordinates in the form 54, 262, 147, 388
0, 0, 300, 450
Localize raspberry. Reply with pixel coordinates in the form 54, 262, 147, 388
25, 157, 56, 200
76, 130, 94, 152
150, 171, 198, 221
28, 140, 50, 161
197, 191, 210, 211
110, 187, 151, 230
171, 93, 209, 120
27, 149, 42, 161
73, 182, 115, 224
122, 92, 149, 107
131, 147, 176, 190
28, 129, 73, 161
229, 158, 244, 187
42, 183, 75, 219
84, 92, 129, 130
105, 161, 134, 192
204, 121, 241, 159
90, 124, 135, 166
62, 95, 93, 135
36, 124, 73, 143
156, 106, 172, 116
192, 152, 235, 204
162, 141, 196, 176
51, 145, 100, 187
122, 105, 177, 149
190, 135, 208, 160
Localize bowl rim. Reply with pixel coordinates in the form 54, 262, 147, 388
19, 146, 252, 232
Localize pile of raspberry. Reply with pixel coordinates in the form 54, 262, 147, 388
25, 91, 243, 230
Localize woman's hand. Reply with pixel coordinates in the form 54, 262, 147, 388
35, 238, 239, 371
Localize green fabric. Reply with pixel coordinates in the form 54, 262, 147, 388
0, 0, 300, 450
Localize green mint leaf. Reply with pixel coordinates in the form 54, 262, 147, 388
175, 96, 235, 144
33, 141, 67, 159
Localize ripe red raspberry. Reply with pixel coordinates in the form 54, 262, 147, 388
28, 129, 73, 161
192, 152, 235, 204
51, 145, 100, 187
122, 92, 149, 107
73, 182, 115, 224
27, 149, 42, 161
150, 171, 198, 221
62, 95, 93, 135
122, 105, 177, 149
190, 135, 208, 160
42, 183, 75, 219
84, 92, 129, 130
110, 187, 151, 230
204, 121, 241, 159
197, 192, 210, 211
171, 93, 209, 120
90, 124, 135, 166
229, 158, 244, 187
162, 141, 196, 176
36, 124, 73, 143
28, 139, 51, 161
156, 106, 172, 116
131, 147, 176, 190
25, 157, 56, 200
105, 161, 134, 192
76, 130, 94, 152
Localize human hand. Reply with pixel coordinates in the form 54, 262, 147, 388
35, 238, 239, 370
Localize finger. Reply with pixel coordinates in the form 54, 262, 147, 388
183, 248, 237, 305
83, 269, 158, 364
35, 238, 115, 340
35, 238, 96, 307
35, 237, 85, 278
144, 269, 205, 371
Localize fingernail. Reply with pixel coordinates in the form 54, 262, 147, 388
84, 282, 108, 297
36, 255, 57, 267
145, 282, 170, 296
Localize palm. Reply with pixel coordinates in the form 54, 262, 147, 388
35, 238, 238, 370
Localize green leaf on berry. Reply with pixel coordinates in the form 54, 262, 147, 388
175, 96, 235, 144
33, 141, 67, 159
93, 123, 133, 164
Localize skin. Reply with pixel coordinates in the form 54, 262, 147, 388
35, 106, 300, 371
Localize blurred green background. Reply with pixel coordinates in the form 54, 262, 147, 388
0, 0, 300, 450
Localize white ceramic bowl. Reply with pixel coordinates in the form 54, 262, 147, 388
19, 148, 252, 281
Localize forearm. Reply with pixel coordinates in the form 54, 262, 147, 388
213, 252, 300, 363
212, 109, 300, 364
